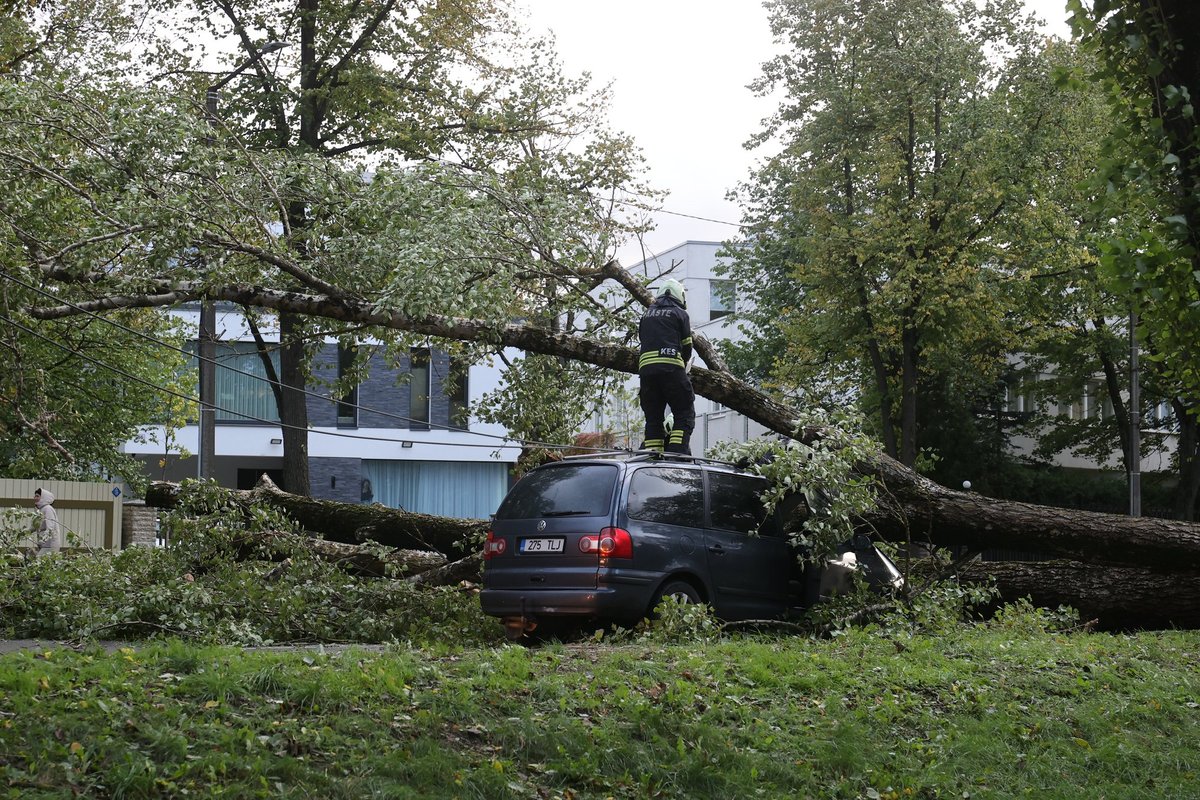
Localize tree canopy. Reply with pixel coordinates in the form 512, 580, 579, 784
0, 0, 672, 489
723, 0, 1078, 469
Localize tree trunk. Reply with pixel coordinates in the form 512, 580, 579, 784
409, 551, 484, 587
957, 559, 1200, 631
278, 312, 311, 495
1173, 403, 1200, 521
233, 529, 448, 577
860, 455, 1200, 571
145, 476, 487, 555
35, 275, 1200, 571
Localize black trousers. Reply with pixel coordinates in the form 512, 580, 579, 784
639, 368, 695, 453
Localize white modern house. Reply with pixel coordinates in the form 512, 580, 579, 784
121, 305, 520, 519
594, 240, 773, 454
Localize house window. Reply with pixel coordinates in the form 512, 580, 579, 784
362, 460, 508, 518
448, 358, 469, 430
409, 348, 431, 430
1085, 380, 1108, 420
710, 280, 735, 321
337, 344, 358, 428
1146, 400, 1176, 431
1001, 377, 1038, 415
1058, 392, 1084, 420
213, 342, 280, 422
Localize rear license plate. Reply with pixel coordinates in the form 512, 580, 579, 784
519, 537, 565, 554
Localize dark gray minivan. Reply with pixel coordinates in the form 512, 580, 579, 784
480, 453, 810, 640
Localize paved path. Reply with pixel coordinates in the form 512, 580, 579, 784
0, 640, 390, 656
0, 640, 130, 655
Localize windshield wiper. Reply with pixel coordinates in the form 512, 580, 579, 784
540, 510, 592, 517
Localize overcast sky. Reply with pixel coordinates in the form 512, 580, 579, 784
519, 0, 1074, 265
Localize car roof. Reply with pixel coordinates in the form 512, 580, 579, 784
549, 450, 757, 477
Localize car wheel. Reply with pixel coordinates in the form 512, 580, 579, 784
649, 579, 702, 616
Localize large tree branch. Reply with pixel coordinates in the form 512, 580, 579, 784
201, 233, 341, 296
25, 277, 1200, 571
30, 291, 200, 317
27, 279, 794, 432
594, 259, 729, 373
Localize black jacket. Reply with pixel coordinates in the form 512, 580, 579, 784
638, 296, 692, 373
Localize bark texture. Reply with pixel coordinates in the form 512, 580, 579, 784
146, 476, 487, 556
861, 457, 1200, 571
235, 529, 448, 578
957, 559, 1200, 631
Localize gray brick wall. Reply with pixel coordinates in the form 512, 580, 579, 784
306, 346, 340, 428
309, 457, 365, 503
121, 502, 159, 548
357, 349, 411, 429
304, 344, 459, 431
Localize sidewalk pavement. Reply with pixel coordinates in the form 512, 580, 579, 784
0, 640, 131, 655
0, 640, 390, 656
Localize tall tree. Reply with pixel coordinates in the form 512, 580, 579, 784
1070, 0, 1200, 517
0, 1, 656, 489
0, 1, 193, 484
725, 0, 1092, 468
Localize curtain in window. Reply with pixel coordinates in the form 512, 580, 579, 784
362, 460, 508, 519
215, 343, 280, 422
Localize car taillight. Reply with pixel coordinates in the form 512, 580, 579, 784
578, 527, 632, 559
483, 531, 506, 559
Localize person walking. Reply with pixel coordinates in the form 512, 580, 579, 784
32, 488, 60, 557
638, 279, 695, 454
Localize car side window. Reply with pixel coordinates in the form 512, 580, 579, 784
627, 468, 704, 528
707, 471, 773, 536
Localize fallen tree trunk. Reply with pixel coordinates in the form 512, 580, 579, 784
409, 551, 484, 588
955, 559, 1200, 631
146, 477, 487, 556
860, 459, 1200, 571
230, 529, 449, 578
35, 268, 1200, 572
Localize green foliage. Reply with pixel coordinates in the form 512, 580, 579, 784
710, 408, 881, 558
597, 596, 724, 646
474, 355, 630, 452
989, 597, 1081, 635
0, 0, 656, 482
0, 483, 499, 646
974, 459, 1175, 515
2, 628, 1200, 798
725, 1, 1114, 472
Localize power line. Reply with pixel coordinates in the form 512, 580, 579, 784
607, 195, 747, 229
0, 272, 636, 455
0, 309, 527, 451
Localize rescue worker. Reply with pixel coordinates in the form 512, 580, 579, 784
638, 279, 695, 454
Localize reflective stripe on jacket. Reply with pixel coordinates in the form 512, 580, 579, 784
638, 296, 692, 372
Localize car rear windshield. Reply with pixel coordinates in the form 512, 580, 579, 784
494, 464, 618, 520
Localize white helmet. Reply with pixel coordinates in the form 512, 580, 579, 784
657, 278, 686, 307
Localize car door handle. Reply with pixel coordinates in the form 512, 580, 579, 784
707, 545, 726, 555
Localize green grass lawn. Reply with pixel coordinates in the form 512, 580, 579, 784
1, 626, 1197, 799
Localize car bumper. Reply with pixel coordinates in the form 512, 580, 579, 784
479, 586, 650, 620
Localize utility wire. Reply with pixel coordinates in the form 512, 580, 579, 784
0, 267, 476, 434
0, 309, 530, 450
0, 273, 638, 455
607, 195, 747, 229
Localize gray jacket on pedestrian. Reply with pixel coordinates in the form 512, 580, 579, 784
34, 489, 60, 554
